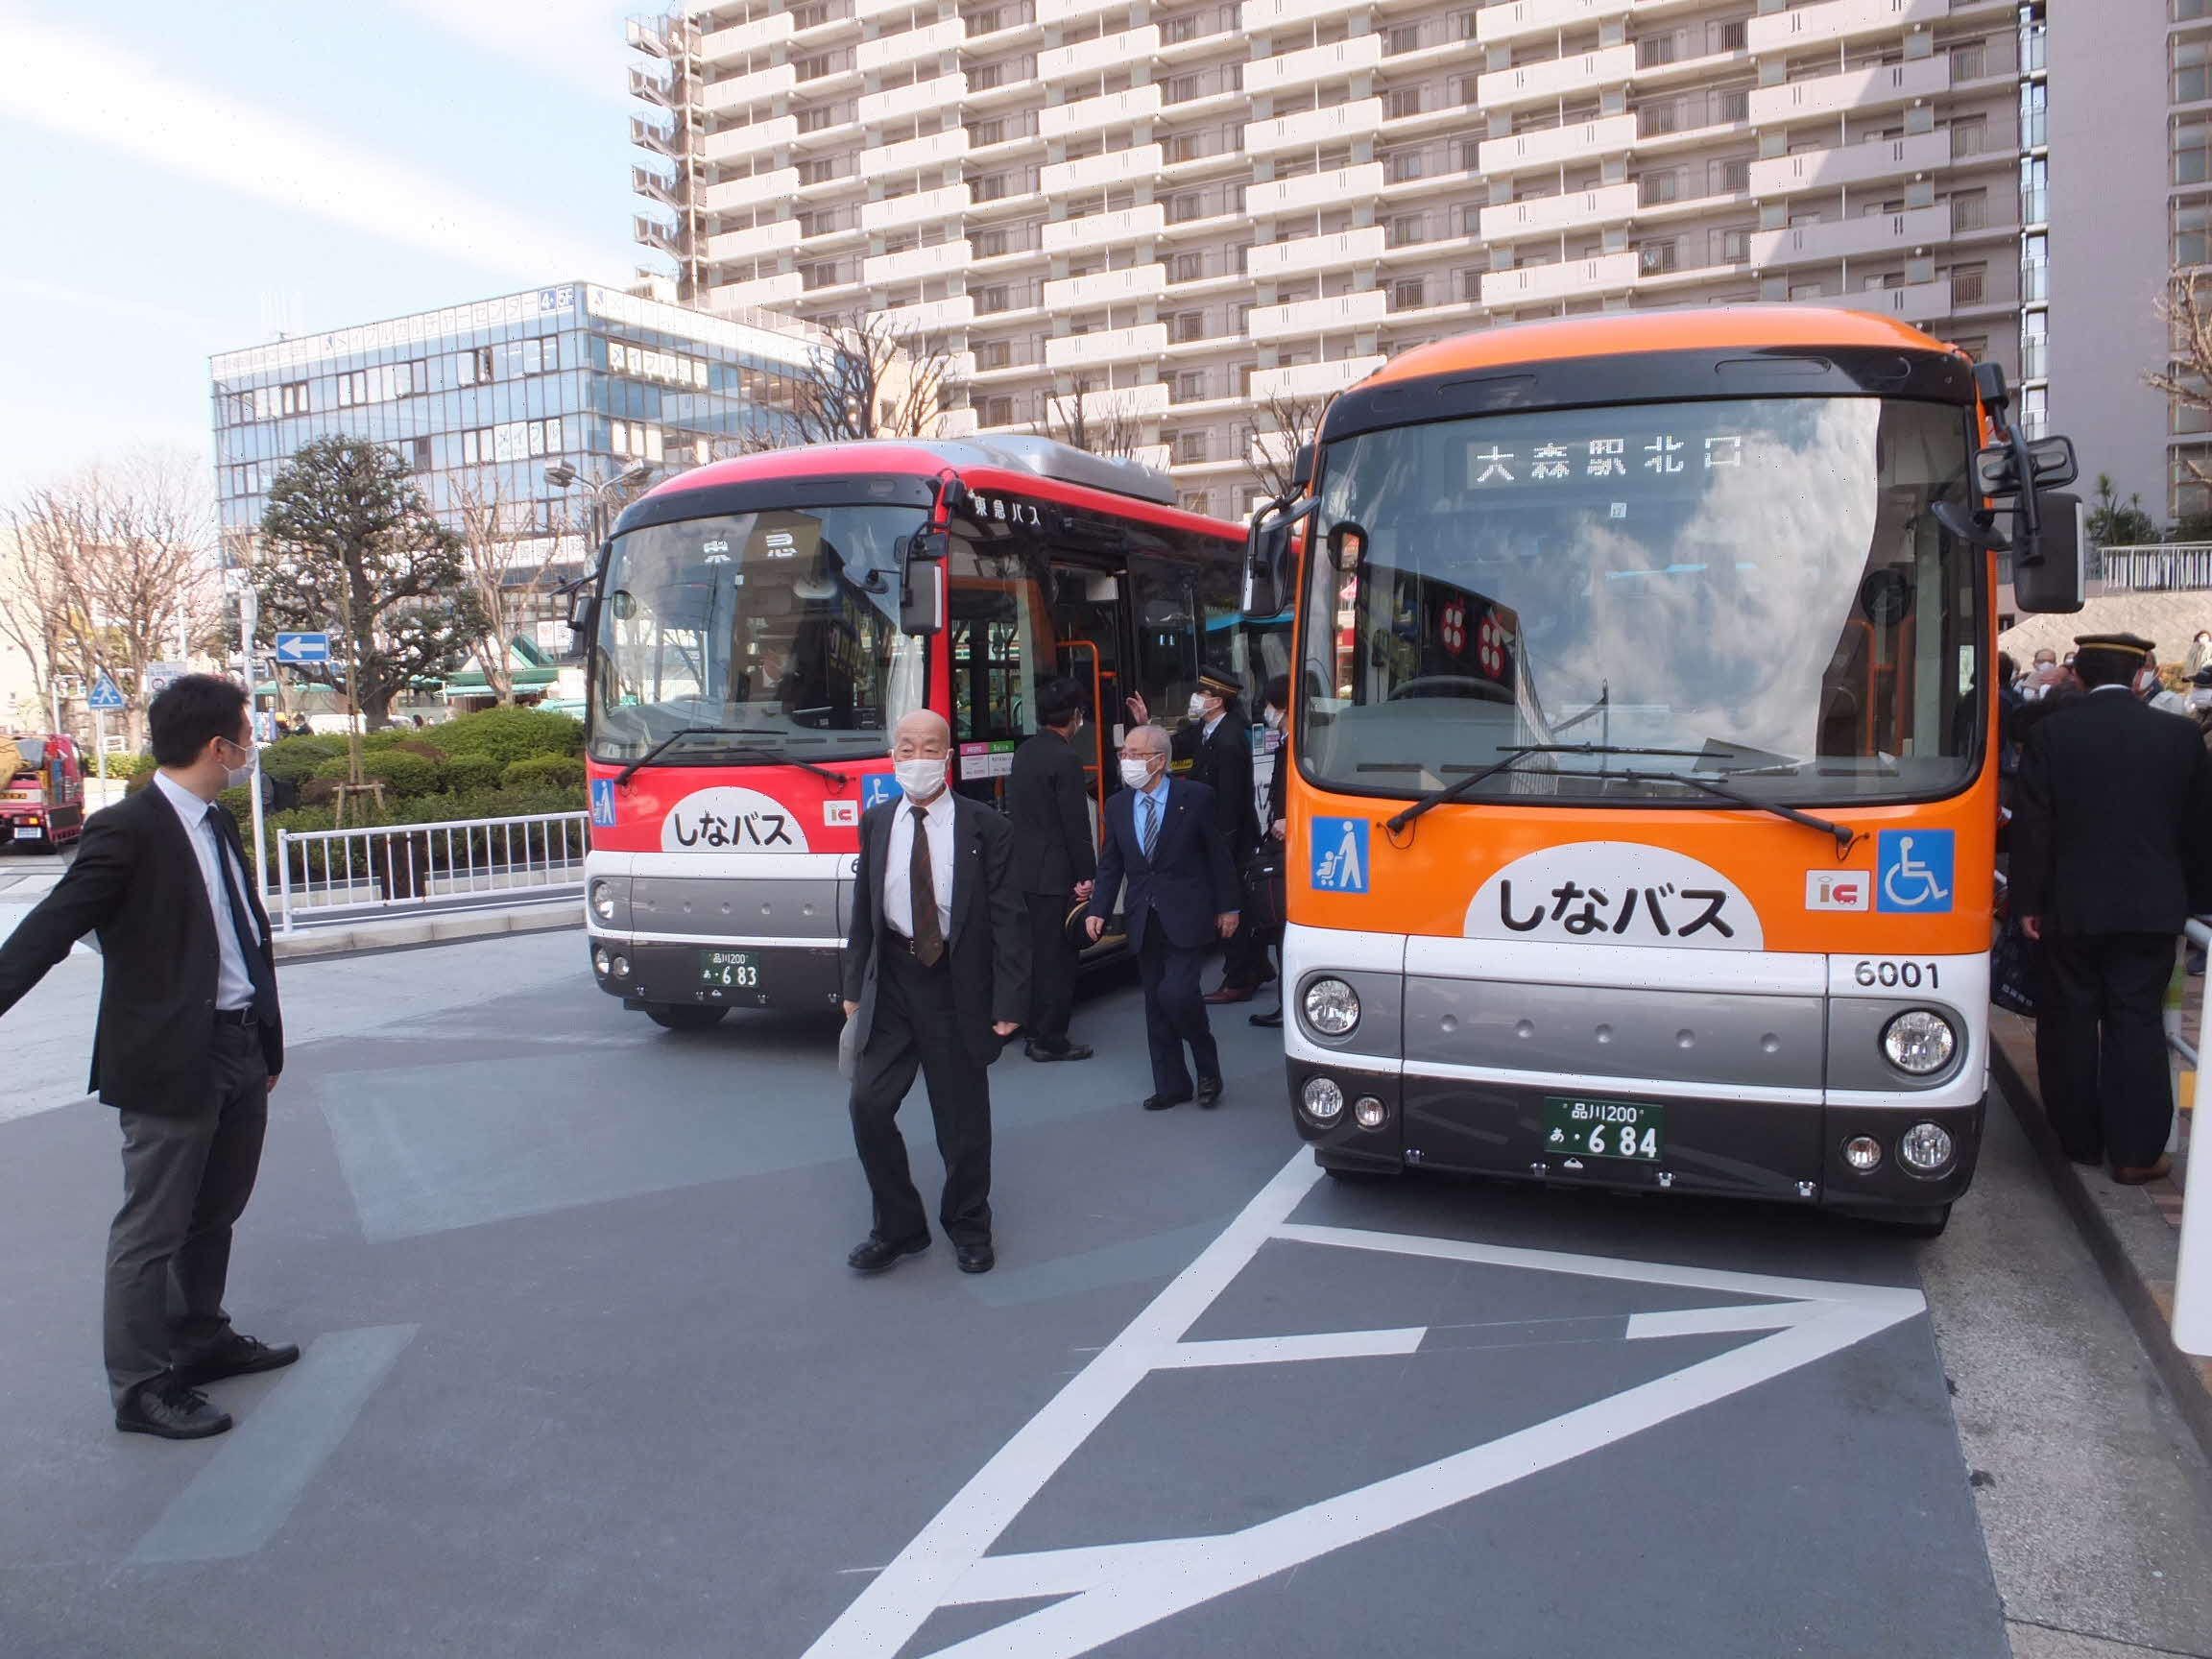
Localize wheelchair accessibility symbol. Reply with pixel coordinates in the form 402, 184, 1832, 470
1876, 830, 1953, 914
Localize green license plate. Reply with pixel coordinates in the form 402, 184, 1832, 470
699, 949, 760, 990
1543, 1096, 1664, 1163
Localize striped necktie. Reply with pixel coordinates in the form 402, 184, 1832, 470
1140, 791, 1160, 858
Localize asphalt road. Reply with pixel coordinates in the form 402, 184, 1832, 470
1, 928, 2208, 1659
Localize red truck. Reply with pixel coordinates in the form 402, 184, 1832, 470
1, 733, 86, 852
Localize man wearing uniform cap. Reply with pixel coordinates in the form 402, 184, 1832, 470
2012, 632, 2212, 1183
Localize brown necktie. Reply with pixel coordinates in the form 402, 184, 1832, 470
910, 805, 945, 967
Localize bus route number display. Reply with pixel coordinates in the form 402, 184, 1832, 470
1467, 433, 1743, 489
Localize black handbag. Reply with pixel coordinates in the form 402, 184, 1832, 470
1990, 912, 2041, 1018
1242, 839, 1286, 932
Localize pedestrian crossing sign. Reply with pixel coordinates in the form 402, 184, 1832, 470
86, 674, 126, 711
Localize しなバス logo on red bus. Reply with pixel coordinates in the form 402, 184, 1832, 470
660, 786, 810, 854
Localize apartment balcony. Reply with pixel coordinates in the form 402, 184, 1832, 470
1248, 226, 1387, 279
1247, 289, 1388, 342
1045, 382, 1172, 423
628, 16, 682, 60
1039, 84, 1164, 140
858, 72, 966, 126
1745, 203, 1950, 267
632, 113, 684, 157
1045, 324, 1169, 371
1481, 251, 1640, 305
703, 219, 802, 263
702, 115, 798, 163
1245, 35, 1382, 97
862, 238, 973, 284
857, 0, 923, 18
717, 270, 805, 308
934, 405, 982, 438
1479, 181, 1638, 241
1477, 0, 1632, 45
1247, 99, 1385, 156
1745, 130, 1952, 199
1746, 56, 1950, 126
1478, 113, 1637, 175
881, 294, 978, 331
1247, 429, 1300, 470
1040, 143, 1164, 195
633, 163, 679, 208
1856, 277, 1954, 325
861, 182, 970, 233
634, 213, 686, 257
1476, 43, 1636, 108
1042, 263, 1168, 309
699, 167, 800, 213
1743, 0, 1949, 55
1038, 0, 1120, 22
1251, 354, 1388, 401
1247, 161, 1385, 215
703, 61, 797, 114
856, 16, 964, 74
1239, 0, 1360, 31
860, 127, 970, 176
700, 12, 795, 62
630, 64, 675, 108
1040, 25, 1159, 82
1042, 203, 1167, 253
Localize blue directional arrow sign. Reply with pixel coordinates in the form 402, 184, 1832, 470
85, 673, 126, 710
275, 632, 331, 664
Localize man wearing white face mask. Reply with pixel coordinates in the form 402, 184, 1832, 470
0, 674, 292, 1440
839, 709, 1028, 1275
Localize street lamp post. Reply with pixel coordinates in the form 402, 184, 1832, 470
544, 462, 652, 561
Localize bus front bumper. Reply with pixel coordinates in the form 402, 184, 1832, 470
1287, 1057, 1982, 1214
588, 933, 845, 1013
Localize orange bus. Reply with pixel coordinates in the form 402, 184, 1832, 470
1247, 307, 2080, 1233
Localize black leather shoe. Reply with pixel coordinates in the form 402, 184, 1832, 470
172, 1332, 301, 1388
1025, 1041, 1094, 1062
954, 1241, 996, 1274
847, 1234, 929, 1272
116, 1379, 232, 1440
1196, 1076, 1224, 1109
1142, 1092, 1191, 1112
1249, 1009, 1283, 1028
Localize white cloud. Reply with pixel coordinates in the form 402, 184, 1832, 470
0, 14, 621, 281
381, 0, 638, 103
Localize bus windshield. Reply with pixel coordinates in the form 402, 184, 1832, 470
591, 505, 928, 763
1300, 396, 1984, 806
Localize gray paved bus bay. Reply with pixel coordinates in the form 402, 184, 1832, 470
0, 929, 2187, 1659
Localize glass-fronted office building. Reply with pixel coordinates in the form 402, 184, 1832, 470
208, 281, 819, 675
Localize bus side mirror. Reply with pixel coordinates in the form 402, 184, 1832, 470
1242, 519, 1290, 617
565, 588, 596, 649
1976, 434, 2079, 496
902, 560, 946, 635
2010, 490, 2085, 614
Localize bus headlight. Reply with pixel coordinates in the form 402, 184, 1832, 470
1301, 1076, 1345, 1125
1881, 1009, 1956, 1076
611, 955, 631, 979
592, 946, 611, 975
1843, 1135, 1883, 1172
1303, 977, 1360, 1037
1352, 1096, 1389, 1131
1899, 1121, 1956, 1174
589, 879, 616, 922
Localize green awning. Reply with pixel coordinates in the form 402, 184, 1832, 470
441, 666, 561, 699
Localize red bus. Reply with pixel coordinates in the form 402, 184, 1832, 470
575, 437, 1262, 1029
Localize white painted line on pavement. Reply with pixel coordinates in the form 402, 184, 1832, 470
1155, 1327, 1428, 1369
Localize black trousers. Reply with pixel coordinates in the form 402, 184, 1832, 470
849, 946, 993, 1246
105, 1021, 270, 1406
2038, 931, 2176, 1169
1137, 916, 1219, 1096
1022, 892, 1078, 1046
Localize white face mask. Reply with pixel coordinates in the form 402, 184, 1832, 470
1262, 706, 1285, 730
1187, 693, 1207, 719
893, 757, 946, 800
1118, 757, 1156, 790
219, 739, 257, 792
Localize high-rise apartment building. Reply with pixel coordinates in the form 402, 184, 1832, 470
631, 0, 2028, 518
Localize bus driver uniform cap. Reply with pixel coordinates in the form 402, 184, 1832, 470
2072, 633, 2154, 676
1196, 670, 1241, 699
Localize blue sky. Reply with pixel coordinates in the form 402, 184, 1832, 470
0, 0, 648, 495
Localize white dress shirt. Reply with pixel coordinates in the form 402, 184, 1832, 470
883, 784, 956, 942
153, 770, 260, 1011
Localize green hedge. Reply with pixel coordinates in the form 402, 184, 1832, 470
433, 706, 584, 766
310, 750, 444, 798
234, 783, 588, 876
502, 754, 586, 791
259, 734, 347, 783
444, 753, 503, 793
100, 752, 158, 781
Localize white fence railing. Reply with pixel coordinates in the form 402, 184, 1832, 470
273, 810, 589, 932
2098, 542, 2212, 592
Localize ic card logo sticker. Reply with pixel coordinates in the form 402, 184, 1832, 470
660, 785, 808, 853
1805, 869, 1870, 911
589, 778, 617, 829
860, 773, 901, 810
823, 799, 858, 828
1310, 817, 1369, 894
1876, 830, 1953, 914
1466, 841, 1763, 950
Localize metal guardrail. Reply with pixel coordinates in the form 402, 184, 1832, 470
2170, 919, 2211, 1358
273, 810, 589, 933
2098, 543, 2212, 593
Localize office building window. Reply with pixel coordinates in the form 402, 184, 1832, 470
2177, 32, 2212, 102
457, 346, 494, 385
609, 420, 661, 462
518, 336, 560, 374
2180, 114, 2212, 185
411, 437, 433, 472
2176, 194, 2212, 267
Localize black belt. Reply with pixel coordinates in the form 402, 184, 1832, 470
887, 932, 946, 963
213, 1007, 260, 1028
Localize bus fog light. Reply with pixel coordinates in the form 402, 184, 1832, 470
1899, 1121, 1955, 1173
1843, 1135, 1883, 1172
612, 955, 631, 979
1881, 1009, 1956, 1075
1301, 1076, 1345, 1124
589, 879, 616, 922
592, 947, 611, 975
1303, 977, 1360, 1036
1352, 1096, 1389, 1130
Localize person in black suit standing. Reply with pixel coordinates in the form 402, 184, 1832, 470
1006, 679, 1096, 1062
1248, 674, 1292, 1029
0, 675, 295, 1439
841, 709, 1028, 1274
2012, 633, 2212, 1184
1086, 723, 1240, 1111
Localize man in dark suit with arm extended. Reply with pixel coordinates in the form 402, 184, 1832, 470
2012, 632, 2212, 1184
0, 674, 297, 1439
841, 709, 1029, 1274
1006, 678, 1096, 1062
1086, 723, 1240, 1111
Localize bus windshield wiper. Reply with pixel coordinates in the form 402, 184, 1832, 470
615, 728, 847, 789
1613, 770, 1856, 858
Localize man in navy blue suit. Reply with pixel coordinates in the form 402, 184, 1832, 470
1086, 723, 1240, 1111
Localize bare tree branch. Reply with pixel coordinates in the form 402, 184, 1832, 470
450, 474, 565, 704
1036, 377, 1145, 460
789, 311, 964, 444
2151, 270, 2212, 495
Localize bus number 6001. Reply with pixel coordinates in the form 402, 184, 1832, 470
1853, 960, 1939, 990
